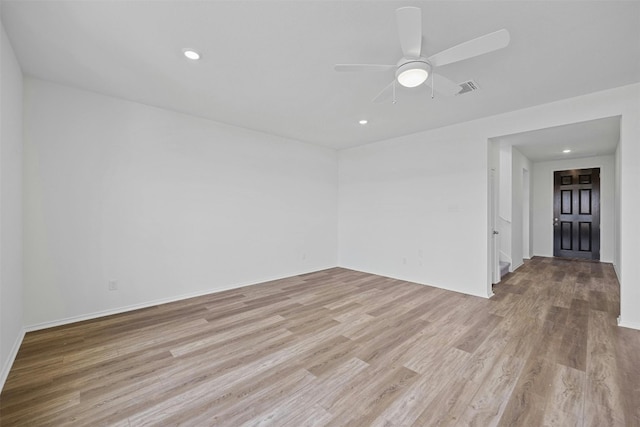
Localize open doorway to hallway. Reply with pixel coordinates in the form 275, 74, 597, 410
489, 116, 620, 287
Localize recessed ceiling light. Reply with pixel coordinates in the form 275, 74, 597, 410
183, 49, 201, 60
359, 119, 368, 125
563, 149, 571, 153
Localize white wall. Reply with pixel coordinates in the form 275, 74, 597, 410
338, 127, 489, 297
615, 141, 621, 279
619, 104, 640, 329
23, 78, 338, 328
532, 155, 615, 262
339, 83, 640, 315
0, 20, 24, 389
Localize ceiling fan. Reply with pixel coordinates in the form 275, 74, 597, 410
335, 7, 510, 102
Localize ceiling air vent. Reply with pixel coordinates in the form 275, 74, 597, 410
457, 80, 480, 95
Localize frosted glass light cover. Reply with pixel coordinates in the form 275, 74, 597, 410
397, 68, 428, 87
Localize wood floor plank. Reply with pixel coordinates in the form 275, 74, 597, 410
453, 312, 504, 354
585, 309, 626, 426
617, 326, 640, 426
373, 347, 471, 427
455, 352, 526, 426
497, 356, 555, 426
541, 363, 585, 427
1, 258, 638, 426
326, 364, 419, 425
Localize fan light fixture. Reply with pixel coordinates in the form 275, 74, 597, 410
334, 7, 511, 102
396, 61, 430, 88
563, 149, 571, 153
359, 119, 368, 125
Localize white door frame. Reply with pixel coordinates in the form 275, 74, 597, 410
490, 168, 501, 287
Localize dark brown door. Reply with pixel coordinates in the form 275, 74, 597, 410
553, 168, 600, 260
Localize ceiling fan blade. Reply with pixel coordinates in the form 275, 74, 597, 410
425, 73, 461, 96
427, 29, 510, 67
372, 81, 395, 103
396, 7, 422, 58
334, 64, 396, 72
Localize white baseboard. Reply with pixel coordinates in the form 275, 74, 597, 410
1, 328, 26, 392
25, 266, 337, 332
338, 265, 490, 299
618, 317, 640, 331
24, 285, 240, 332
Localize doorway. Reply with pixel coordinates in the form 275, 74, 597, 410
553, 168, 600, 260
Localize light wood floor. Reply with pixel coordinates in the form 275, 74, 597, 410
1, 257, 638, 426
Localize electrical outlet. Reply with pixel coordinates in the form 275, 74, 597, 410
108, 280, 118, 291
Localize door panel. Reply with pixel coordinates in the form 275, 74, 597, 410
553, 168, 600, 260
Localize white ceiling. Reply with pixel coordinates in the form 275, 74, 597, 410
494, 116, 621, 163
2, 1, 639, 150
